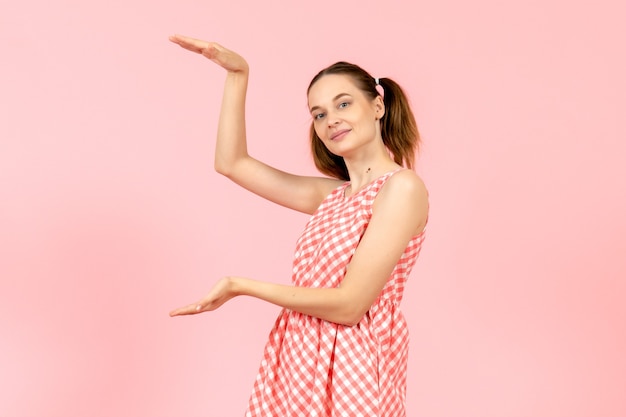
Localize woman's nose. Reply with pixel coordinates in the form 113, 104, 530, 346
327, 113, 341, 127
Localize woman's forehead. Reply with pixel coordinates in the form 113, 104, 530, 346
308, 74, 361, 103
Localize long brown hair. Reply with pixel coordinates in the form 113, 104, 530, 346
307, 62, 420, 181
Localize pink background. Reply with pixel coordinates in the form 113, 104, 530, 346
1, 0, 624, 416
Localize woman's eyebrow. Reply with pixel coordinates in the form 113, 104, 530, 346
310, 93, 351, 112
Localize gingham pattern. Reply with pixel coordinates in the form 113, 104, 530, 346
245, 170, 425, 417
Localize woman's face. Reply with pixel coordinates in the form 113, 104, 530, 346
308, 74, 384, 158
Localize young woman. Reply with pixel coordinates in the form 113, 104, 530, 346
168, 34, 429, 417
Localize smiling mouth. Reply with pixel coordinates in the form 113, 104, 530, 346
330, 129, 351, 141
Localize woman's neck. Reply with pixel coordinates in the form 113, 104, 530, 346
343, 156, 400, 197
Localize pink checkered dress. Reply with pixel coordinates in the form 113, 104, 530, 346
245, 170, 426, 417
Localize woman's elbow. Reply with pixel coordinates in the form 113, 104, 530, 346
340, 317, 361, 327
336, 307, 367, 327
214, 156, 249, 179
214, 160, 231, 177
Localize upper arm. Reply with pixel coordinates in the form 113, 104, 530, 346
220, 156, 343, 214
338, 170, 429, 323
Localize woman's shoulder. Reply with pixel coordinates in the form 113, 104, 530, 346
383, 169, 428, 199
375, 168, 428, 214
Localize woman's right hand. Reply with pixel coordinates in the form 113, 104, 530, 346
169, 34, 249, 74
168, 34, 339, 215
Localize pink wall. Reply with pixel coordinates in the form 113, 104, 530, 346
1, 0, 624, 416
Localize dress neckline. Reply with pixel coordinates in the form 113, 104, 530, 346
341, 168, 404, 200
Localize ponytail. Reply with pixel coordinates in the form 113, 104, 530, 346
378, 77, 419, 171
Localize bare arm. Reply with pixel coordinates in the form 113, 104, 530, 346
169, 35, 340, 214
169, 170, 429, 326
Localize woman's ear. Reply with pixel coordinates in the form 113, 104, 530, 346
374, 95, 385, 120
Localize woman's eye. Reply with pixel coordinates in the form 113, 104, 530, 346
314, 113, 325, 120
338, 102, 350, 109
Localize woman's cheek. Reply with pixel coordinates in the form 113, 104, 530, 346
314, 126, 326, 142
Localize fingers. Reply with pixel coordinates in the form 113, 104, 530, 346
169, 302, 205, 317
169, 34, 221, 56
168, 34, 204, 54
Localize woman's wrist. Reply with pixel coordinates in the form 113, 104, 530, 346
226, 66, 249, 78
227, 276, 247, 297
224, 70, 249, 90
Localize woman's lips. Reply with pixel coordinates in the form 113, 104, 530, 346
330, 129, 351, 141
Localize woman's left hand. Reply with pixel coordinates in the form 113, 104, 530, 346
169, 277, 238, 316
168, 34, 249, 74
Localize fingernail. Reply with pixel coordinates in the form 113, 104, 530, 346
196, 305, 201, 311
